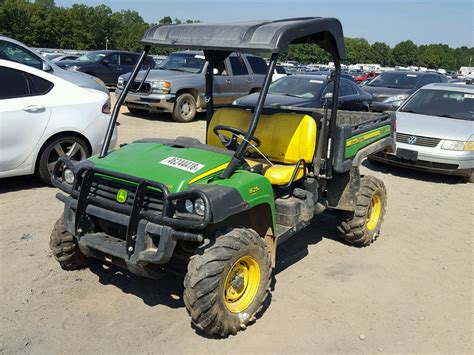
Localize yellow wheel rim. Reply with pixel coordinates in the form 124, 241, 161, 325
223, 256, 260, 313
366, 194, 382, 231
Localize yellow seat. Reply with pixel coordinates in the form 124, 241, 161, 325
208, 108, 317, 185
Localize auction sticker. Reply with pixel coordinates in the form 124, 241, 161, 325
160, 157, 205, 173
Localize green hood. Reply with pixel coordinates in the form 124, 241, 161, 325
89, 142, 231, 192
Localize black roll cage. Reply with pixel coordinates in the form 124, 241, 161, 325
100, 17, 346, 179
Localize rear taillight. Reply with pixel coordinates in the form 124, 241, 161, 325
102, 99, 111, 114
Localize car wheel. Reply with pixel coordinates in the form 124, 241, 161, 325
37, 136, 90, 185
127, 107, 150, 116
172, 93, 197, 122
461, 171, 474, 183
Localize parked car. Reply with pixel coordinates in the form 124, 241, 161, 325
273, 64, 288, 81
0, 60, 117, 184
362, 71, 448, 112
305, 70, 355, 81
234, 74, 372, 111
370, 83, 474, 182
56, 50, 155, 86
116, 50, 267, 122
354, 71, 378, 83
0, 36, 109, 95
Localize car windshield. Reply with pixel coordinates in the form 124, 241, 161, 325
400, 89, 474, 121
269, 76, 326, 99
76, 52, 106, 62
367, 72, 418, 89
158, 53, 205, 73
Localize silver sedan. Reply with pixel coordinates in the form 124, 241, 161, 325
370, 83, 474, 182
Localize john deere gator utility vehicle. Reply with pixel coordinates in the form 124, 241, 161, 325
50, 17, 395, 337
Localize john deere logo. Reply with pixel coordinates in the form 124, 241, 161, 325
116, 189, 128, 203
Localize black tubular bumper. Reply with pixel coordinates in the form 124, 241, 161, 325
52, 160, 210, 269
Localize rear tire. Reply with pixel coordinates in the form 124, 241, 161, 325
127, 107, 150, 116
172, 93, 197, 122
50, 215, 92, 270
183, 228, 272, 337
336, 175, 387, 246
37, 135, 90, 185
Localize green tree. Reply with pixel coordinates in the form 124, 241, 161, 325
368, 42, 391, 66
392, 40, 418, 66
345, 38, 371, 63
35, 0, 55, 8
158, 16, 172, 25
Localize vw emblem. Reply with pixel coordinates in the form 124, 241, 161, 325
407, 136, 417, 145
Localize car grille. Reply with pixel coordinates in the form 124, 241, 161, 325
88, 176, 164, 215
396, 133, 441, 147
124, 81, 151, 94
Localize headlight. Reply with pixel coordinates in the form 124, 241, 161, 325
441, 139, 474, 151
117, 77, 124, 89
194, 198, 206, 216
68, 65, 82, 71
181, 197, 206, 216
151, 81, 171, 94
384, 94, 409, 103
63, 168, 75, 185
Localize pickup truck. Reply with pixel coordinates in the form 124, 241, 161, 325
116, 51, 267, 122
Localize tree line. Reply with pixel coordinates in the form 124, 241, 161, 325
1, 0, 472, 70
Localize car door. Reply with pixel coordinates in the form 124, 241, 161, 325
119, 53, 138, 76
228, 55, 252, 100
98, 53, 121, 85
213, 59, 233, 105
0, 66, 52, 172
339, 79, 361, 110
245, 55, 267, 89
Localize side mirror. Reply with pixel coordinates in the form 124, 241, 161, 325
213, 68, 219, 75
42, 62, 52, 72
323, 92, 333, 100
391, 101, 402, 109
102, 58, 109, 65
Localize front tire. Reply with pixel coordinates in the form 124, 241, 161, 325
183, 228, 272, 337
172, 93, 197, 122
50, 215, 92, 270
336, 175, 387, 246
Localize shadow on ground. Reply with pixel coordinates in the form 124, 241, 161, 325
0, 175, 46, 194
363, 159, 465, 185
121, 110, 207, 123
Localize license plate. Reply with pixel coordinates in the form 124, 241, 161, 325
396, 148, 418, 162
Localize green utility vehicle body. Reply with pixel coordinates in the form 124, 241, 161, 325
50, 17, 395, 337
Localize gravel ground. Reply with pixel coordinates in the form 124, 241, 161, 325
1, 104, 472, 354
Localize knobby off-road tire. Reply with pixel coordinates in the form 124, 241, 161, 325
336, 175, 387, 246
183, 228, 272, 337
172, 93, 197, 122
50, 215, 92, 270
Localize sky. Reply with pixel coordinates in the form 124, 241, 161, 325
54, 0, 473, 47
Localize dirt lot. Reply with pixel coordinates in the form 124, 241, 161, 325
1, 104, 472, 354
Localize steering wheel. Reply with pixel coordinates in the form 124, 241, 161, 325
213, 125, 261, 151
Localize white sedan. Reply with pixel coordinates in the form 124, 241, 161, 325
0, 59, 117, 184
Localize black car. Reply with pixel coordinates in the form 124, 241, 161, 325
362, 71, 448, 111
234, 74, 372, 111
56, 50, 155, 86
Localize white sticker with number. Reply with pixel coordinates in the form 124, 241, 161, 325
160, 157, 205, 173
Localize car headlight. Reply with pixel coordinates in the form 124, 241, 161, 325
151, 81, 171, 94
68, 65, 82, 71
384, 94, 409, 103
117, 77, 124, 89
441, 139, 474, 151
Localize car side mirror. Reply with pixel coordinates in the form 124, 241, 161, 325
102, 58, 109, 65
391, 101, 402, 109
42, 62, 52, 72
323, 92, 333, 100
